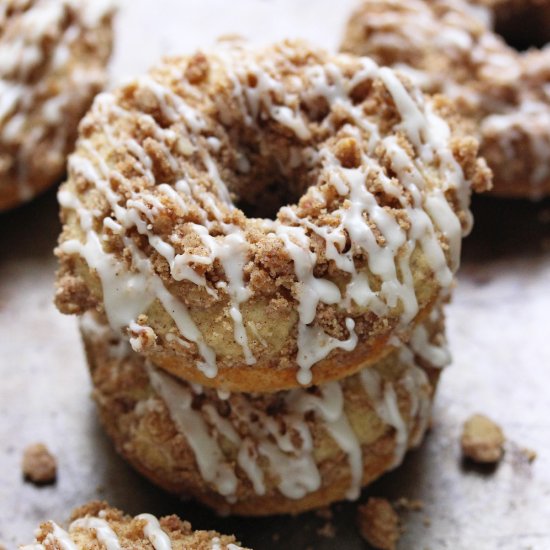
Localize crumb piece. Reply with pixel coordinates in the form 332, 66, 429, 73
394, 497, 424, 512
357, 498, 400, 550
521, 447, 537, 463
317, 521, 336, 539
271, 532, 280, 542
0, 543, 6, 550
315, 506, 333, 520
22, 443, 57, 485
423, 516, 431, 527
461, 414, 505, 463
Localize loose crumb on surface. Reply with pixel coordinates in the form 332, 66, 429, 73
461, 414, 505, 464
394, 497, 424, 512
423, 516, 432, 527
357, 498, 401, 550
521, 447, 537, 463
315, 506, 333, 520
317, 521, 336, 539
22, 443, 57, 485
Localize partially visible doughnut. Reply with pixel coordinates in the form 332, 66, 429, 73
81, 308, 449, 516
0, 0, 114, 212
19, 500, 249, 549
341, 0, 550, 198
55, 39, 489, 392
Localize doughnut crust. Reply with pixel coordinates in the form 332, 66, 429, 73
81, 309, 449, 516
55, 39, 489, 392
20, 500, 249, 549
0, 0, 114, 211
341, 0, 550, 198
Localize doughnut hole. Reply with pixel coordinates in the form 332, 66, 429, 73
492, 0, 550, 51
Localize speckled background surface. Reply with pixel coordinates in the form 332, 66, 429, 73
1, 1, 549, 548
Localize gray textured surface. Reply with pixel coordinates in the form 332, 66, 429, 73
1, 1, 550, 548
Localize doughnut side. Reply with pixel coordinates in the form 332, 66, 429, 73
0, 0, 115, 211
55, 40, 488, 391
81, 309, 448, 515
340, 0, 550, 198
20, 501, 249, 549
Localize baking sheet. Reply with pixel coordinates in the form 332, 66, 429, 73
1, 1, 550, 548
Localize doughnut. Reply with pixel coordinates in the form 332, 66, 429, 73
55, 39, 490, 392
0, 0, 115, 212
341, 0, 550, 198
20, 501, 249, 549
81, 307, 449, 516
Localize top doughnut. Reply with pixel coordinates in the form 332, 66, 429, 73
0, 0, 115, 212
341, 0, 550, 198
55, 39, 490, 392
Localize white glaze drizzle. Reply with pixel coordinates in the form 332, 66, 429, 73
136, 514, 172, 550
70, 517, 121, 550
20, 522, 77, 550
61, 41, 471, 384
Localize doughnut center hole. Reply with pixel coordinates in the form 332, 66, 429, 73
493, 3, 550, 51
228, 143, 315, 220
235, 178, 305, 220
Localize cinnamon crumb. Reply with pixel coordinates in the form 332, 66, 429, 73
521, 447, 537, 463
423, 516, 432, 527
317, 521, 336, 539
357, 498, 401, 550
22, 443, 57, 485
461, 414, 505, 463
394, 497, 424, 512
315, 506, 333, 520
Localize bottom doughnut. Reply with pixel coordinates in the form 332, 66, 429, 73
20, 500, 248, 549
82, 311, 449, 516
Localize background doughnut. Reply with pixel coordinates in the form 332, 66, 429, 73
341, 0, 550, 198
20, 500, 249, 549
0, 0, 115, 212
55, 39, 489, 392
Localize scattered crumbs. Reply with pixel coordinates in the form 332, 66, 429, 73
22, 443, 57, 485
394, 497, 424, 512
315, 506, 333, 520
317, 521, 336, 539
461, 414, 505, 464
521, 447, 537, 463
357, 498, 401, 550
423, 516, 432, 527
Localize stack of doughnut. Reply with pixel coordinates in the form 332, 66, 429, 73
0, 0, 115, 212
55, 38, 491, 515
20, 501, 249, 549
341, 0, 550, 198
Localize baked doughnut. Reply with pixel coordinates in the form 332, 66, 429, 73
341, 0, 550, 198
0, 0, 114, 212
81, 308, 449, 516
55, 39, 489, 392
20, 500, 249, 549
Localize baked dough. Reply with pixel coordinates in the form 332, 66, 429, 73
55, 39, 489, 392
82, 308, 449, 515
